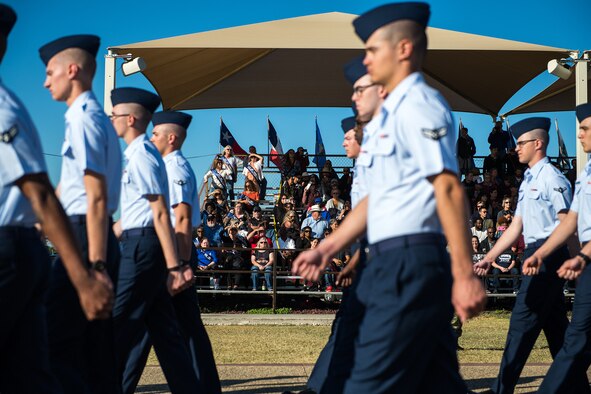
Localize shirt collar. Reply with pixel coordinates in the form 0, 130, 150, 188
381, 72, 422, 117
65, 90, 95, 121
526, 156, 549, 179
124, 133, 148, 160
164, 149, 182, 164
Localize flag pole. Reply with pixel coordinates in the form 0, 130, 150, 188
267, 115, 270, 168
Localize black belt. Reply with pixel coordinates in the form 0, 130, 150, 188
121, 227, 157, 240
525, 238, 548, 250
69, 215, 114, 225
367, 233, 445, 257
0, 225, 38, 237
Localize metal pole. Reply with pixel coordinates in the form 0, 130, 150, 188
576, 53, 589, 174
272, 256, 277, 313
104, 50, 116, 114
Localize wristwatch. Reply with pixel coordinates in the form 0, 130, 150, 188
90, 260, 107, 272
577, 252, 591, 265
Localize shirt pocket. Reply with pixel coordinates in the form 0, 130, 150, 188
371, 133, 396, 157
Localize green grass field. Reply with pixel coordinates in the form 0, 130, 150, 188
147, 311, 554, 366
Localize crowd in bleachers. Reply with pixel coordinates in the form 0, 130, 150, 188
196, 145, 353, 292
194, 123, 577, 294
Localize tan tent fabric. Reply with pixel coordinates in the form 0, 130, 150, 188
502, 71, 590, 117
109, 12, 570, 116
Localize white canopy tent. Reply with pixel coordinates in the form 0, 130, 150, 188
105, 12, 570, 119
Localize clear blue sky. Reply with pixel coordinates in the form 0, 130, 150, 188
2, 0, 589, 184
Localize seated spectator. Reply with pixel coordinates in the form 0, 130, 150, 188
274, 194, 289, 224
249, 205, 265, 230
251, 237, 274, 291
291, 174, 304, 207
196, 238, 220, 290
471, 236, 483, 261
203, 156, 231, 196
296, 226, 313, 251
336, 200, 352, 222
211, 189, 229, 216
201, 200, 217, 225
496, 197, 514, 221
193, 225, 205, 248
238, 179, 259, 207
479, 227, 497, 254
326, 188, 345, 219
321, 160, 339, 180
281, 176, 297, 200
490, 246, 519, 294
204, 215, 223, 246
339, 167, 352, 197
224, 202, 250, 228
281, 149, 301, 178
319, 171, 334, 201
495, 215, 510, 239
471, 218, 487, 243
221, 225, 249, 290
274, 227, 295, 270
462, 171, 477, 201
301, 204, 329, 239
247, 225, 271, 249
302, 175, 321, 208
477, 205, 494, 231
283, 209, 300, 228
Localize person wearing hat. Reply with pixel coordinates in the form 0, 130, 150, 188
293, 3, 486, 392
109, 87, 199, 392
475, 117, 589, 393
117, 111, 221, 394
243, 151, 266, 200
39, 33, 123, 392
300, 204, 328, 240
519, 104, 591, 393
304, 57, 385, 394
0, 5, 114, 392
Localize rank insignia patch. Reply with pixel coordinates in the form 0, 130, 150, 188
421, 127, 447, 140
0, 125, 18, 143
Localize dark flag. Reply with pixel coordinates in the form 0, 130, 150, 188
312, 117, 326, 171
268, 117, 284, 170
219, 118, 247, 156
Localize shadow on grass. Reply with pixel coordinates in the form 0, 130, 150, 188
465, 375, 544, 392
135, 384, 169, 393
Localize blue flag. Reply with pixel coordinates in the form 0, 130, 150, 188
312, 118, 326, 171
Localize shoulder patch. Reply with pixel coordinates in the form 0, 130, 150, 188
421, 127, 447, 140
554, 187, 567, 193
174, 179, 187, 186
0, 125, 18, 143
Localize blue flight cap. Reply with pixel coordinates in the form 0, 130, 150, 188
353, 2, 430, 43
111, 87, 160, 114
510, 117, 551, 140
343, 55, 367, 85
39, 34, 100, 65
341, 117, 356, 133
152, 111, 192, 129
576, 103, 591, 123
0, 4, 16, 38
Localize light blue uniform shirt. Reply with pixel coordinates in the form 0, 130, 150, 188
163, 149, 200, 228
0, 79, 46, 227
514, 157, 571, 245
120, 134, 169, 230
570, 162, 591, 243
351, 117, 378, 209
59, 91, 122, 216
365, 72, 457, 244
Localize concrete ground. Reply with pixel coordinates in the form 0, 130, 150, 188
134, 314, 578, 393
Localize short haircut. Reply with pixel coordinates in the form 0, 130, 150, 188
379, 19, 427, 62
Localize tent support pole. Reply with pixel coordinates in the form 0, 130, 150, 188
104, 50, 116, 114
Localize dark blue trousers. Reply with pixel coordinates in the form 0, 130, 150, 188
122, 285, 221, 394
323, 236, 465, 394
114, 229, 199, 394
538, 259, 591, 393
45, 217, 121, 394
0, 227, 61, 393
307, 246, 366, 393
492, 245, 590, 394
